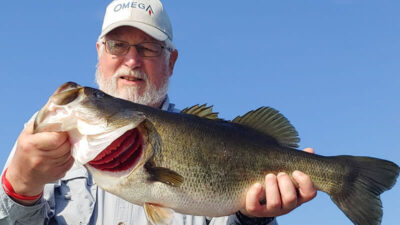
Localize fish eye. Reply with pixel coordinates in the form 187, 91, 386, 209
94, 91, 105, 99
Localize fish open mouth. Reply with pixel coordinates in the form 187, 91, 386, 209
88, 128, 143, 172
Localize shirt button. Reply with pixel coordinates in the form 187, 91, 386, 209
64, 194, 71, 200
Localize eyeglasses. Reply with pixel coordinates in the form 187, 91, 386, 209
103, 40, 171, 57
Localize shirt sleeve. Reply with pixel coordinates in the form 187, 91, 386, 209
0, 186, 51, 225
0, 138, 54, 225
207, 214, 277, 225
0, 116, 56, 225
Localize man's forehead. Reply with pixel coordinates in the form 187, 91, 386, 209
105, 26, 157, 42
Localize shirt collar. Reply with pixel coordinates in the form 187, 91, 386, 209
160, 95, 179, 113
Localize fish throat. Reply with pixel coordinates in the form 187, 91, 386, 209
88, 128, 143, 172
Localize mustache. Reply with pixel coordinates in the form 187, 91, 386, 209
112, 67, 147, 81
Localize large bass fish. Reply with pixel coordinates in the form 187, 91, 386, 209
34, 82, 399, 225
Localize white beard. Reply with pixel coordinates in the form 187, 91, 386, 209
95, 66, 169, 107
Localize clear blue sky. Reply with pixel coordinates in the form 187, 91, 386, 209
0, 1, 399, 224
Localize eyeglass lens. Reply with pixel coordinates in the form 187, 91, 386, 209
105, 40, 164, 57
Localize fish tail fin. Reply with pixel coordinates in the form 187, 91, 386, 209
329, 156, 399, 225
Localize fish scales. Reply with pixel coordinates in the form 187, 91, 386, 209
95, 103, 368, 215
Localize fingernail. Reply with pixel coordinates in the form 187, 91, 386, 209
266, 173, 276, 179
254, 182, 262, 188
292, 170, 303, 177
253, 183, 263, 191
277, 172, 287, 177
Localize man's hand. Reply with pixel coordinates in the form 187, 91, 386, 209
5, 122, 74, 205
240, 148, 317, 218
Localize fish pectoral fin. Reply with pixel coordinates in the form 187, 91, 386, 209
144, 203, 175, 225
146, 164, 184, 187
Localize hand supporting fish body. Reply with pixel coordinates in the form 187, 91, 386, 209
34, 82, 399, 225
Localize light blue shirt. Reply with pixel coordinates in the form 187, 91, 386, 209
0, 97, 277, 225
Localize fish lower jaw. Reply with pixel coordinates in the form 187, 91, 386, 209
85, 165, 133, 190
86, 164, 132, 178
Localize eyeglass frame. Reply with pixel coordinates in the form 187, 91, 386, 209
102, 39, 172, 57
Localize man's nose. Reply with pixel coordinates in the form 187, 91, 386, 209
123, 46, 142, 69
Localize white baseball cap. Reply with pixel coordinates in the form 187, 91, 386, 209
100, 0, 173, 41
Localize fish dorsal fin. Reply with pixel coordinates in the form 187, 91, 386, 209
181, 104, 219, 120
232, 107, 300, 148
144, 203, 174, 225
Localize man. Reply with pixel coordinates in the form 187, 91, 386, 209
0, 0, 316, 224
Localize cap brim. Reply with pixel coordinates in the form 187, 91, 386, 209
100, 21, 169, 41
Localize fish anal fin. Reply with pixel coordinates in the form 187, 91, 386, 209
144, 203, 174, 225
181, 104, 219, 120
232, 107, 300, 148
145, 162, 184, 187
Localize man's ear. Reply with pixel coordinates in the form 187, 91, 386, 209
168, 50, 178, 76
96, 42, 100, 55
